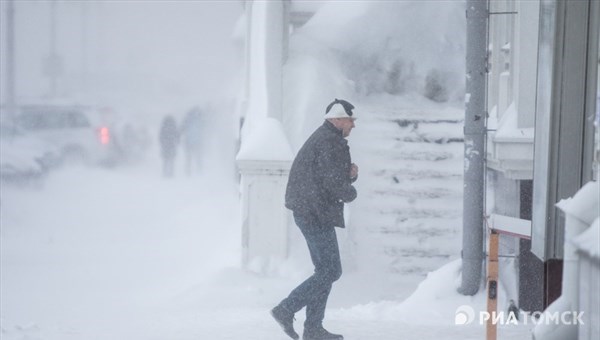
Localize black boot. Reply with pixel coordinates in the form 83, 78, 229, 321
303, 326, 343, 340
271, 305, 299, 340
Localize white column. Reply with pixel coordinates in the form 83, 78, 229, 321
237, 118, 293, 270
238, 159, 291, 267
237, 1, 293, 271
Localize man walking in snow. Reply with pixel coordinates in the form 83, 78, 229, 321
271, 99, 359, 340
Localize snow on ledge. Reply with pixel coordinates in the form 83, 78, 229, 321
236, 117, 293, 162
555, 181, 599, 225
494, 102, 534, 142
572, 218, 600, 261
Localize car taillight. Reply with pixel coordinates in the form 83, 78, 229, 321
99, 127, 110, 145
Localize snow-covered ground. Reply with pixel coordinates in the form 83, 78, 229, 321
1, 132, 533, 340
1, 155, 239, 340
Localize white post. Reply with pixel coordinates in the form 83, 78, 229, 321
237, 118, 293, 270
237, 1, 293, 271
238, 158, 291, 267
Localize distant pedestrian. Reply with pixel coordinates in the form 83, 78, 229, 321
180, 107, 204, 176
271, 99, 359, 340
159, 115, 179, 177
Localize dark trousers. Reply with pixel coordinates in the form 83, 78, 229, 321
162, 157, 175, 177
279, 212, 342, 329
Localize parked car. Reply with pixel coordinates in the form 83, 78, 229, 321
14, 104, 120, 166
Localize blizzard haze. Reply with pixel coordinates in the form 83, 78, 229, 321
1, 2, 246, 337
0, 0, 243, 115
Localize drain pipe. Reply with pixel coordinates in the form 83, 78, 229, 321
459, 0, 488, 296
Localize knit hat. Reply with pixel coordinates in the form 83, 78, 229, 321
324, 99, 356, 120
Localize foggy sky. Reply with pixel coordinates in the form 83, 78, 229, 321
0, 0, 243, 118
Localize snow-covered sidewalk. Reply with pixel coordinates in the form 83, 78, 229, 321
1, 164, 242, 340
1, 156, 533, 339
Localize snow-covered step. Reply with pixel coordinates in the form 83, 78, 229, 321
350, 100, 464, 280
391, 120, 464, 143
376, 225, 459, 238
385, 150, 455, 161
371, 168, 462, 181
371, 187, 459, 200
394, 136, 464, 144
359, 145, 457, 160
363, 207, 461, 220
390, 118, 463, 125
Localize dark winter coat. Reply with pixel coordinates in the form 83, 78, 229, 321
285, 120, 357, 231
159, 116, 179, 160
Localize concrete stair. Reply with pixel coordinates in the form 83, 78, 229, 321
349, 101, 464, 278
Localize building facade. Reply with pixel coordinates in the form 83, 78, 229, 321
486, 0, 599, 339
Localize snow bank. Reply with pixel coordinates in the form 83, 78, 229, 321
0, 138, 46, 175
333, 260, 501, 326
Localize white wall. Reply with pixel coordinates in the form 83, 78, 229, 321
488, 0, 539, 128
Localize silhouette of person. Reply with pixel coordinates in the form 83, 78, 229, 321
180, 107, 204, 176
159, 115, 179, 177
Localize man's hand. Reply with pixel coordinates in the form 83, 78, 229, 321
350, 163, 359, 179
